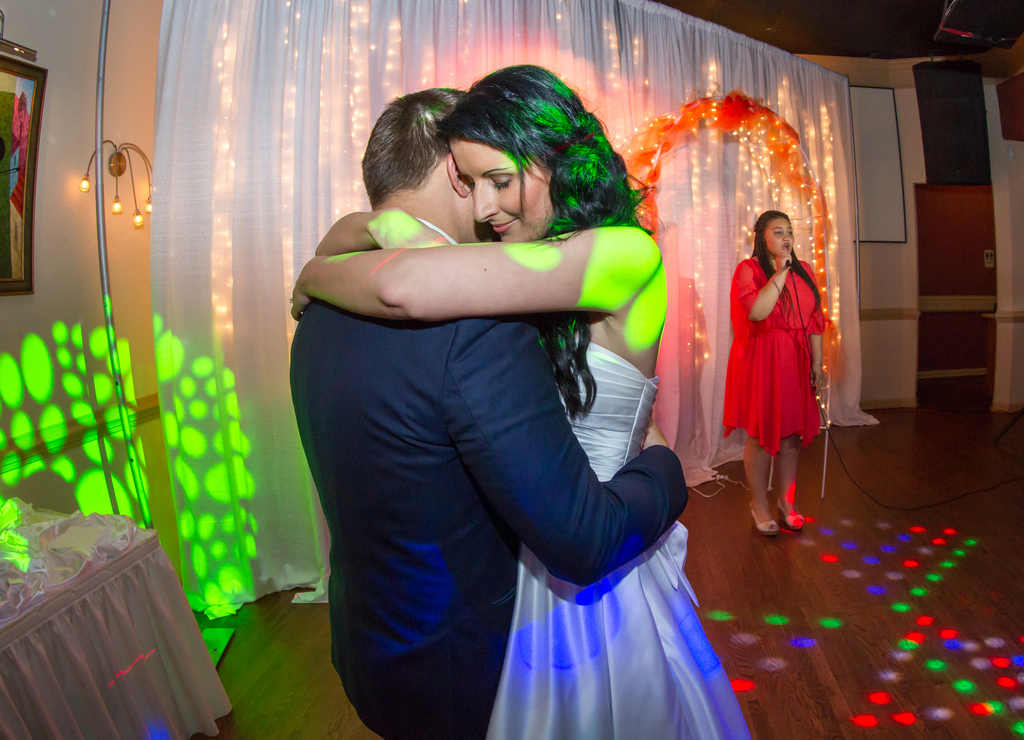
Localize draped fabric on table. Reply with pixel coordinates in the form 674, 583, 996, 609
152, 0, 876, 611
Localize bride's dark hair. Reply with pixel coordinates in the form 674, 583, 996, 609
438, 65, 649, 419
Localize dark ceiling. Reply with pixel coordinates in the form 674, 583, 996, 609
649, 0, 1001, 59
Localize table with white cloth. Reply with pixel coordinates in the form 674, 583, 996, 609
0, 499, 231, 740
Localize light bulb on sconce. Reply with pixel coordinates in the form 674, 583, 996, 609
81, 140, 153, 228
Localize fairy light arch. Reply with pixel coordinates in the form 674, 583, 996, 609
623, 91, 838, 363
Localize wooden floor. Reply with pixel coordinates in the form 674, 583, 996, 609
193, 397, 1024, 739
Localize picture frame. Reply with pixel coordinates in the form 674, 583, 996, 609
0, 56, 45, 295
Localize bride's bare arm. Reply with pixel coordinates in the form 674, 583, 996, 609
292, 226, 665, 351
314, 208, 449, 256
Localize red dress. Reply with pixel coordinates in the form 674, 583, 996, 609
723, 258, 826, 457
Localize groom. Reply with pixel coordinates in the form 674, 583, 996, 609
290, 89, 687, 740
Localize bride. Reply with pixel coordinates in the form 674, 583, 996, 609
293, 65, 751, 740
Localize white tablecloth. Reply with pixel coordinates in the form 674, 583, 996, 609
0, 509, 230, 739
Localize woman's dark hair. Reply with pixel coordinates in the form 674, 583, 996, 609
751, 210, 822, 312
438, 65, 649, 418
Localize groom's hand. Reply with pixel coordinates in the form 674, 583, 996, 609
643, 420, 669, 450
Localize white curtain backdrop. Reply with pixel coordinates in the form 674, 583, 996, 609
151, 0, 876, 611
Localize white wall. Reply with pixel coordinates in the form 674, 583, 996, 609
0, 0, 178, 571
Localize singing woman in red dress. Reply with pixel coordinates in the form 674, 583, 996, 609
723, 210, 826, 536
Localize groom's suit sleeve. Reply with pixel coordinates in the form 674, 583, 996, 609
443, 318, 687, 586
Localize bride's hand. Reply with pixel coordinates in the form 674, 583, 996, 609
291, 257, 324, 320
643, 420, 669, 450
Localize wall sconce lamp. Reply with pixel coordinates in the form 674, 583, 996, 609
0, 10, 37, 62
80, 140, 152, 229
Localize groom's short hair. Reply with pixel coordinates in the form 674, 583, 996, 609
362, 88, 465, 208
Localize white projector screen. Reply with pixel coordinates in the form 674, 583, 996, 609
851, 86, 907, 243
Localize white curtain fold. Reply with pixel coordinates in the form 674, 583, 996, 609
151, 0, 875, 610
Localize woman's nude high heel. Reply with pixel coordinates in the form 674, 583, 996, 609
750, 504, 779, 536
777, 501, 805, 532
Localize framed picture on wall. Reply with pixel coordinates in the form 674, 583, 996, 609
0, 56, 45, 295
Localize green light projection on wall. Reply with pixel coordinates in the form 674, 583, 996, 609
153, 314, 259, 618
0, 322, 148, 522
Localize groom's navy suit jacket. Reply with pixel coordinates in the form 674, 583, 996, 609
291, 301, 687, 740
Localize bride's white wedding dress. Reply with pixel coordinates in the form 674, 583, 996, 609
487, 344, 752, 740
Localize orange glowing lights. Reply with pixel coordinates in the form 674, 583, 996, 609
916, 616, 935, 626
969, 702, 994, 716
868, 691, 891, 705
821, 554, 839, 563
903, 560, 920, 568
939, 629, 959, 640
998, 676, 1016, 688
891, 712, 917, 725
731, 678, 756, 692
851, 715, 878, 727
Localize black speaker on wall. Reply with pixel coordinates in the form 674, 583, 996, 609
912, 61, 991, 186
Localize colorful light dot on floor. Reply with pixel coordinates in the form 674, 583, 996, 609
942, 528, 957, 535
970, 658, 991, 670
842, 570, 862, 579
880, 545, 896, 553
804, 516, 817, 523
730, 678, 755, 692
851, 715, 878, 728
791, 637, 816, 648
1013, 720, 1024, 736
820, 527, 834, 535
841, 541, 857, 549
903, 560, 919, 568
964, 539, 977, 546
897, 534, 911, 542
909, 526, 926, 533
1010, 697, 1024, 711
886, 572, 905, 581
909, 587, 928, 596
905, 632, 925, 644
868, 691, 891, 705
924, 659, 946, 670
757, 657, 787, 671
839, 519, 855, 527
945, 640, 964, 650
1013, 656, 1024, 666
940, 561, 955, 568
867, 586, 886, 595
876, 522, 892, 530
897, 640, 920, 650
968, 701, 1000, 715
953, 679, 975, 693
916, 547, 934, 555
891, 603, 910, 613
997, 676, 1016, 688
731, 633, 759, 646
821, 554, 839, 563
963, 640, 980, 652
891, 711, 916, 725
764, 615, 789, 625
877, 669, 901, 682
992, 656, 1011, 667
891, 650, 913, 662
707, 611, 733, 621
863, 556, 880, 565
931, 538, 946, 545
939, 629, 958, 639
953, 549, 966, 557
924, 707, 953, 721
916, 616, 935, 626
820, 618, 843, 629
925, 573, 942, 582
986, 638, 1006, 649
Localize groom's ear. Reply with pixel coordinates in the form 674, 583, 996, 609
446, 153, 471, 198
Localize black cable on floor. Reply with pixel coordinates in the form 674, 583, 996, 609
825, 429, 1024, 512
